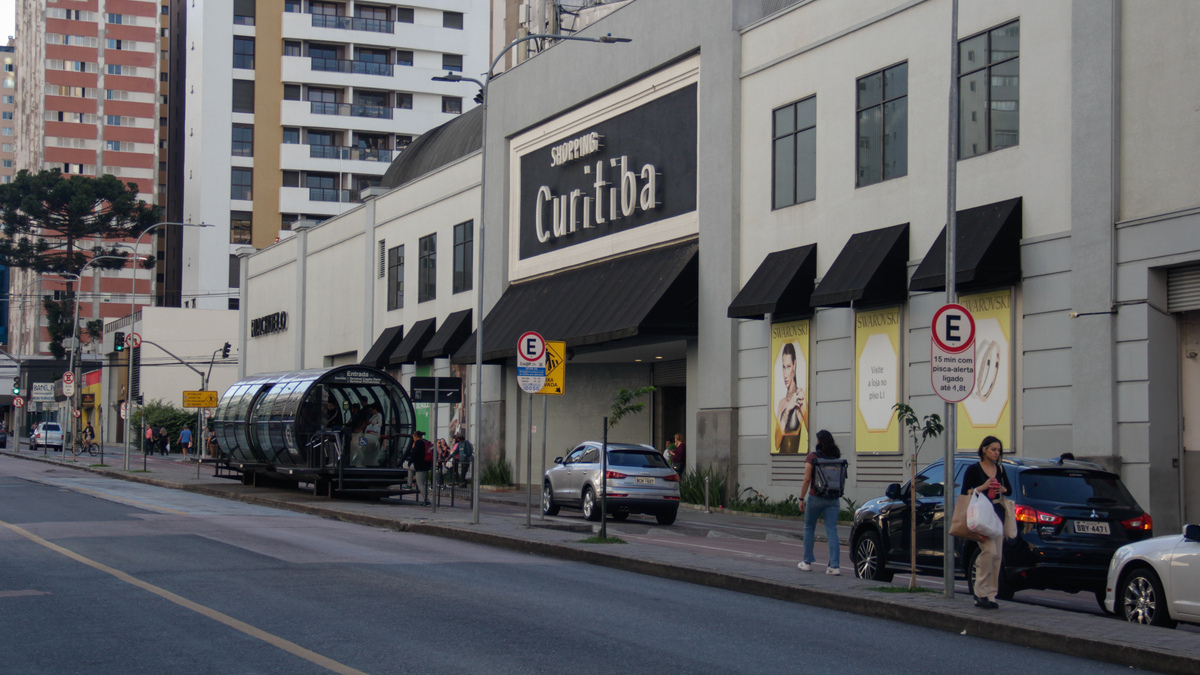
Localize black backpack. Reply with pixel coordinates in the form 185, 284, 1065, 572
811, 453, 849, 499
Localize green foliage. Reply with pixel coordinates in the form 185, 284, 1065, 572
839, 495, 860, 522
129, 399, 197, 452
580, 536, 626, 544
893, 403, 944, 460
729, 487, 803, 517
479, 457, 513, 486
679, 466, 729, 507
608, 386, 655, 429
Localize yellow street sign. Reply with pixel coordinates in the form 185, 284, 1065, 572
538, 341, 566, 396
182, 390, 219, 408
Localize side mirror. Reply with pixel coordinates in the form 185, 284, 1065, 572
885, 483, 903, 500
1184, 523, 1200, 543
553, 457, 563, 465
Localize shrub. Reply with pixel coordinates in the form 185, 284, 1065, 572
679, 466, 729, 508
480, 457, 513, 486
129, 399, 198, 452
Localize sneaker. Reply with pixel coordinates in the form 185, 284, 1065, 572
797, 561, 812, 571
826, 567, 841, 576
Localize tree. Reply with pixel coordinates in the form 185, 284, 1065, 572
0, 170, 161, 357
893, 402, 944, 589
608, 386, 656, 428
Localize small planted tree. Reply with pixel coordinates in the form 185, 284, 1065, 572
596, 386, 655, 539
893, 403, 944, 589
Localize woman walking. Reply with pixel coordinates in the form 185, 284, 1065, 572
961, 435, 1011, 609
797, 430, 842, 575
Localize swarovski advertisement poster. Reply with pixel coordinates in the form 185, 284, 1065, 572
770, 319, 810, 455
517, 84, 698, 260
956, 288, 1013, 449
855, 306, 901, 453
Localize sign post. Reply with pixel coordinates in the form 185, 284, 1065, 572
537, 341, 566, 520
516, 332, 545, 527
930, 304, 976, 403
409, 377, 465, 515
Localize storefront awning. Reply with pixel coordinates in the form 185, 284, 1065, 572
422, 309, 473, 359
387, 318, 436, 367
360, 325, 404, 369
453, 242, 699, 363
909, 197, 1022, 293
810, 223, 909, 307
727, 244, 817, 320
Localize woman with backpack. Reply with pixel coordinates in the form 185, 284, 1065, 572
797, 429, 846, 575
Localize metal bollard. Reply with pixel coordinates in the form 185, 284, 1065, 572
703, 475, 711, 514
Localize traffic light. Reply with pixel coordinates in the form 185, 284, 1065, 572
221, 342, 231, 359
11, 378, 18, 395
135, 394, 144, 405
114, 332, 125, 352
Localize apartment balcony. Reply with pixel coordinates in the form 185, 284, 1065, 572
309, 101, 393, 120
311, 14, 394, 34
310, 58, 394, 77
309, 145, 393, 163
308, 187, 354, 203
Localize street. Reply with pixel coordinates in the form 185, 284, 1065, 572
0, 457, 1148, 674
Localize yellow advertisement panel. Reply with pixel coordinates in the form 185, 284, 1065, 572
956, 288, 1013, 450
770, 320, 810, 454
855, 306, 901, 453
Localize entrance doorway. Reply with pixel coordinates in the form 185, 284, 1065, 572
1182, 311, 1200, 522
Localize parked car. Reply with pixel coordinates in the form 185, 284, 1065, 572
542, 442, 681, 525
849, 454, 1153, 608
1104, 523, 1200, 628
31, 422, 64, 451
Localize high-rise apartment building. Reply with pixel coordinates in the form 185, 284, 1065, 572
0, 40, 15, 187
183, 0, 488, 311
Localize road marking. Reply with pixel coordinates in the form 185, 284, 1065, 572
0, 517, 368, 675
54, 483, 192, 515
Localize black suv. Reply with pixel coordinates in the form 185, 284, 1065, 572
849, 454, 1153, 607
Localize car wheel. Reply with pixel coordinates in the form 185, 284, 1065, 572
853, 530, 893, 581
1120, 567, 1176, 628
541, 483, 560, 516
582, 487, 600, 522
655, 509, 677, 526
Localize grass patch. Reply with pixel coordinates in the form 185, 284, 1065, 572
129, 470, 151, 474
579, 536, 626, 544
870, 585, 937, 594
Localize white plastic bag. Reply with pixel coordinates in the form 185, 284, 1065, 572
967, 490, 1003, 540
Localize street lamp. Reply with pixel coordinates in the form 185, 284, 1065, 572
433, 32, 631, 524
122, 220, 213, 470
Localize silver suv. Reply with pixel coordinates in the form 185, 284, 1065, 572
31, 422, 64, 451
542, 442, 681, 525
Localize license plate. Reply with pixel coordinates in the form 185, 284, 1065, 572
1073, 520, 1110, 535
635, 476, 655, 485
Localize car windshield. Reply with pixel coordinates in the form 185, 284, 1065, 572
45, 424, 61, 432
608, 450, 670, 468
1018, 470, 1139, 507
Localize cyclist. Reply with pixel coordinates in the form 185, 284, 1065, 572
83, 422, 95, 445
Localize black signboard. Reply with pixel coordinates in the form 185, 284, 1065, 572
518, 84, 697, 260
409, 376, 463, 403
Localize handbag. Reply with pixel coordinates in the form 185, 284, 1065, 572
967, 490, 1004, 540
949, 494, 983, 541
1001, 497, 1017, 539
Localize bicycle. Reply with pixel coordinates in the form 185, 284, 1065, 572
75, 437, 100, 457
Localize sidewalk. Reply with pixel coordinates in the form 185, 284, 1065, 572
3, 447, 1196, 674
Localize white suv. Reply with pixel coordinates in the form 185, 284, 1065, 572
31, 422, 64, 451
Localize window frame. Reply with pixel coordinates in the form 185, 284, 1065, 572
452, 221, 473, 294
387, 244, 404, 310
958, 19, 1020, 159
855, 61, 908, 188
771, 95, 817, 210
418, 234, 436, 303
230, 168, 253, 200
231, 123, 254, 157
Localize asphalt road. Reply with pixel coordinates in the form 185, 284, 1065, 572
0, 462, 1146, 674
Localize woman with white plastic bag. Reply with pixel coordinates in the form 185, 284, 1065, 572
960, 435, 1011, 609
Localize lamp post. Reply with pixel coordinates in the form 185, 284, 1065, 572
433, 32, 631, 524
122, 221, 213, 470
59, 255, 138, 460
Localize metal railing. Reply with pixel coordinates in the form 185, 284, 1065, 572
308, 187, 353, 203
310, 57, 393, 76
311, 14, 393, 34
309, 101, 393, 119
308, 145, 393, 162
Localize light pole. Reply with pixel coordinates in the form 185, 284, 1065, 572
122, 221, 213, 470
59, 255, 137, 460
433, 32, 630, 523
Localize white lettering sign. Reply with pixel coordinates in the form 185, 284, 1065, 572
549, 132, 603, 167
534, 156, 661, 244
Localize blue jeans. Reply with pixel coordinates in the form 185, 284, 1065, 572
803, 494, 841, 568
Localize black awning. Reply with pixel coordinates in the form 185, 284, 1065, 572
909, 197, 1022, 293
422, 309, 472, 359
453, 242, 698, 364
810, 223, 909, 307
728, 244, 817, 320
360, 325, 404, 369
387, 318, 436, 367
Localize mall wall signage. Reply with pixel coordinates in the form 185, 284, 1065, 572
519, 84, 697, 260
250, 311, 288, 338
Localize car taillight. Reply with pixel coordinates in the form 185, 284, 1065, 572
1122, 514, 1152, 531
605, 471, 627, 479
1014, 504, 1062, 525
663, 474, 680, 483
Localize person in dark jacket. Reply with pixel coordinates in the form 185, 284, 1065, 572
407, 430, 433, 505
961, 435, 1012, 609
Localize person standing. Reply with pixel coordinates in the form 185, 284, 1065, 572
158, 426, 170, 456
408, 430, 433, 506
451, 432, 473, 486
177, 427, 192, 458
797, 430, 842, 575
670, 433, 686, 474
961, 435, 1011, 609
145, 425, 154, 455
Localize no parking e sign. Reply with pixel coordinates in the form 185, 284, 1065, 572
931, 304, 976, 403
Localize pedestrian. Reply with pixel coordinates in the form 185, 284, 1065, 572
408, 430, 433, 506
450, 431, 473, 486
145, 425, 154, 455
797, 429, 843, 575
961, 435, 1011, 609
177, 427, 192, 458
436, 438, 451, 485
205, 426, 218, 458
670, 432, 686, 474
159, 426, 170, 456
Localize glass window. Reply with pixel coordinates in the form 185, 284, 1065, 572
387, 244, 404, 311
397, 7, 413, 23
772, 95, 816, 209
1019, 471, 1139, 507
282, 128, 300, 144
418, 233, 436, 303
233, 36, 255, 69
232, 124, 253, 156
396, 50, 413, 67
913, 462, 946, 498
231, 168, 253, 200
442, 54, 463, 72
308, 1, 342, 17
232, 80, 255, 113
284, 41, 302, 57
307, 86, 338, 103
959, 20, 1019, 159
230, 210, 252, 244
284, 84, 301, 100
452, 220, 472, 294
443, 11, 463, 29
396, 93, 413, 109
442, 96, 462, 114
282, 171, 299, 187
856, 62, 907, 187
234, 0, 256, 24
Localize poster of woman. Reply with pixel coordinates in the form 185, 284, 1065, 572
770, 320, 810, 454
